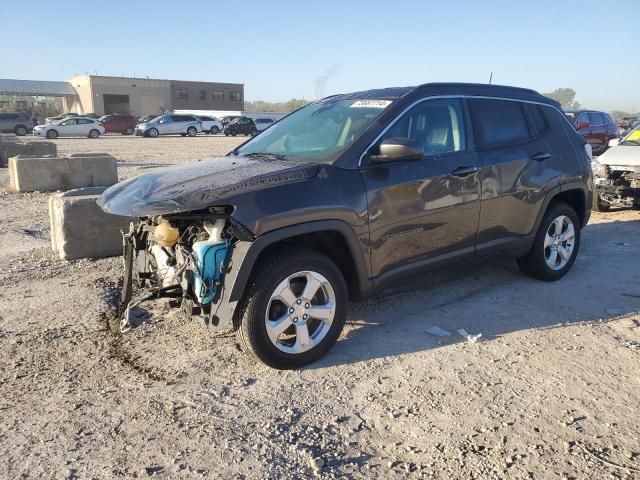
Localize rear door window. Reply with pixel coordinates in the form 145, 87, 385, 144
468, 99, 529, 147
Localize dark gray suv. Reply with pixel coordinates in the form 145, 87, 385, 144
0, 112, 34, 136
99, 83, 593, 369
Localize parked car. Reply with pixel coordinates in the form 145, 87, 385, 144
221, 116, 241, 127
254, 118, 276, 132
100, 114, 138, 135
138, 114, 160, 124
0, 112, 34, 136
591, 126, 640, 211
196, 116, 223, 134
134, 114, 202, 138
564, 109, 618, 156
45, 113, 79, 124
617, 116, 639, 131
33, 116, 105, 139
99, 83, 592, 368
223, 117, 257, 136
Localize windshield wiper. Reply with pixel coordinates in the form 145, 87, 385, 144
243, 152, 288, 159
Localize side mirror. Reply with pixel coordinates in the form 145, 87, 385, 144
370, 137, 424, 164
608, 138, 619, 147
577, 121, 589, 130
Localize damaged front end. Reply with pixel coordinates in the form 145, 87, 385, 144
594, 165, 640, 209
119, 207, 254, 333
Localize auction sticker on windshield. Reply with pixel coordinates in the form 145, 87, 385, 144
350, 100, 392, 108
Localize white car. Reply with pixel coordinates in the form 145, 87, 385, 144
254, 118, 276, 132
592, 126, 640, 211
33, 117, 105, 139
196, 116, 223, 135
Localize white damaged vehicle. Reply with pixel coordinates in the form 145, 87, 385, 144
592, 126, 640, 211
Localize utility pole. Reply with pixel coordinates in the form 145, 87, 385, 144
489, 72, 493, 84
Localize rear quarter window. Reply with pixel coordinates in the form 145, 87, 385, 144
588, 112, 605, 125
468, 99, 530, 147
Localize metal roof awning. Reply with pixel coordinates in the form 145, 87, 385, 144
0, 79, 77, 96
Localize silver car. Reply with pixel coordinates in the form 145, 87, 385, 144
134, 114, 202, 138
0, 112, 34, 136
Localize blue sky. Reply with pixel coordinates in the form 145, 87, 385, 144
2, 0, 638, 111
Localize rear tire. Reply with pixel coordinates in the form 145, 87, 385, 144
517, 202, 581, 281
46, 129, 58, 139
234, 248, 347, 369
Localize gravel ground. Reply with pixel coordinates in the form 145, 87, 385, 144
1, 134, 639, 479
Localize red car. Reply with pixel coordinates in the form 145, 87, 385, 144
564, 109, 618, 156
99, 114, 138, 135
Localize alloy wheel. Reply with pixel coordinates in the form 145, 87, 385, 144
544, 215, 575, 270
264, 271, 336, 354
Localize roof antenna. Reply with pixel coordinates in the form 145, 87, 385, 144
489, 72, 493, 84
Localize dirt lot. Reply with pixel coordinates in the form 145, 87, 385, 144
1, 134, 639, 479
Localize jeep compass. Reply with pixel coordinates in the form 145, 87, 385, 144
99, 83, 593, 369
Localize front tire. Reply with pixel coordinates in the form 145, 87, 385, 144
592, 191, 610, 212
187, 126, 197, 137
123, 127, 134, 135
46, 129, 58, 139
15, 125, 27, 136
235, 248, 347, 369
517, 202, 581, 281
210, 126, 219, 134
88, 129, 100, 138
148, 127, 159, 138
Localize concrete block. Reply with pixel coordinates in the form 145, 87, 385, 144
0, 140, 56, 167
8, 154, 118, 192
49, 187, 130, 260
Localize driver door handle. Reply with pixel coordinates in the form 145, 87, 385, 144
450, 165, 478, 177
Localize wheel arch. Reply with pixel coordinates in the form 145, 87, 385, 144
228, 220, 370, 303
532, 182, 590, 236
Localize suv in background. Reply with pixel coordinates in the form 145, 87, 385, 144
221, 116, 241, 127
196, 116, 223, 134
564, 109, 618, 156
254, 118, 276, 132
100, 114, 138, 135
0, 112, 34, 136
135, 114, 202, 138
45, 113, 78, 124
100, 83, 593, 369
223, 116, 257, 136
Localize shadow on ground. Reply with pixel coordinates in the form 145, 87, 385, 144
309, 218, 640, 368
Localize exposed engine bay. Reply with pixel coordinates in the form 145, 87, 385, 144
119, 207, 254, 333
594, 165, 640, 208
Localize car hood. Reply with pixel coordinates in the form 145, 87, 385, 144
97, 156, 319, 217
598, 145, 640, 167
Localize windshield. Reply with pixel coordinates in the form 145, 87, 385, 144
235, 99, 392, 162
621, 126, 640, 146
